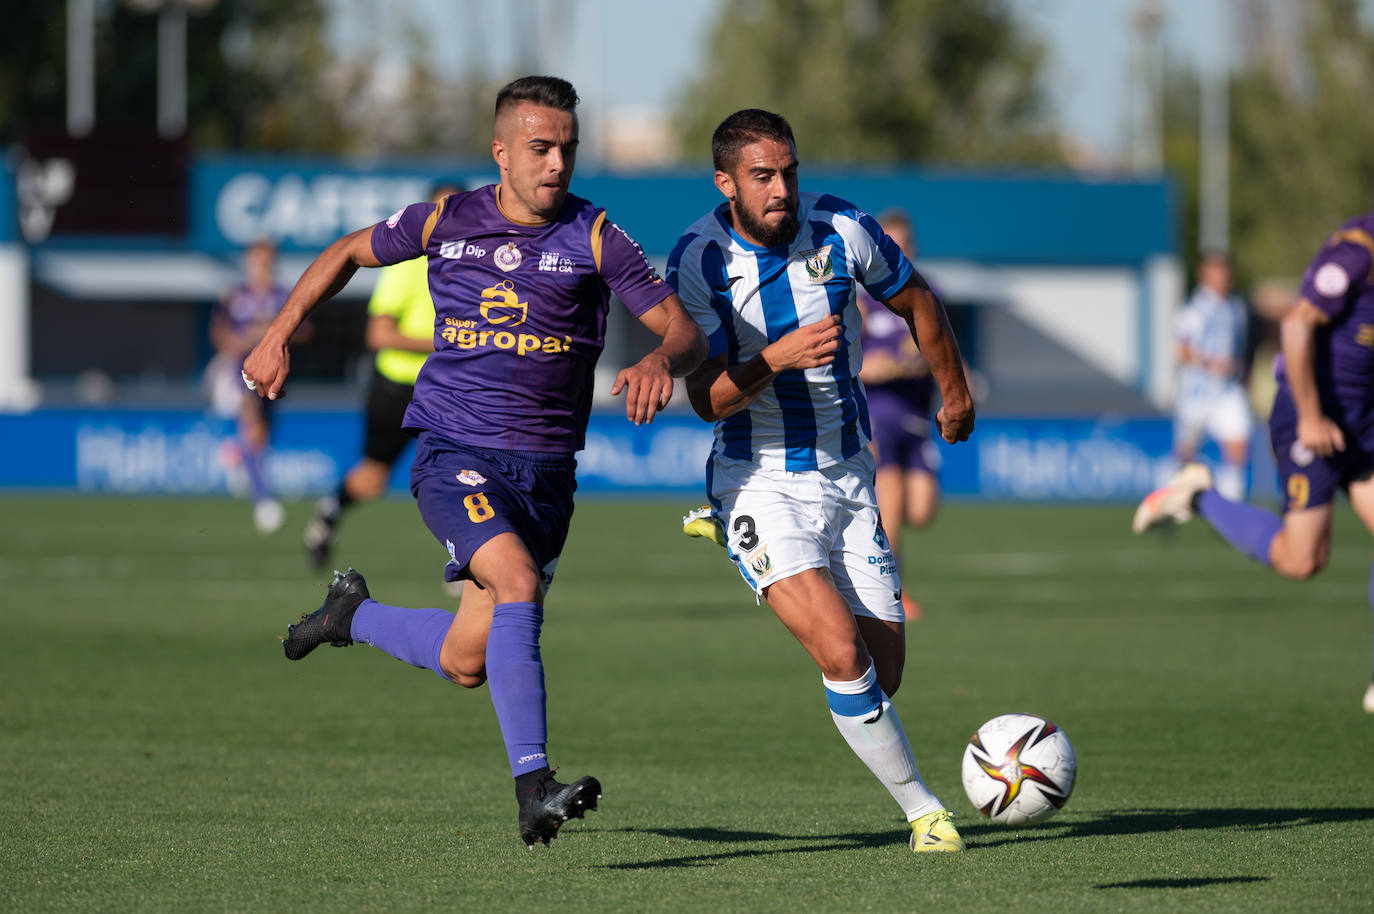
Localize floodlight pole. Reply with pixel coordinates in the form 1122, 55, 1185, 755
67, 0, 96, 137
158, 3, 188, 138
1199, 1, 1232, 254
1130, 0, 1164, 173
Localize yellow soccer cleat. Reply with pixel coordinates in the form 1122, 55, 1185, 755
682, 505, 727, 548
909, 808, 964, 853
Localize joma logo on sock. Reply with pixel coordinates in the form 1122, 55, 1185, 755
518, 753, 547, 765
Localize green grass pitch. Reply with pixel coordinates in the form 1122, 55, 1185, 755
2, 495, 1372, 912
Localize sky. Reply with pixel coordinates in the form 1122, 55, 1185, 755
327, 0, 1240, 162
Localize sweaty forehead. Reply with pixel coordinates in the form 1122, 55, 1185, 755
736, 138, 797, 173
497, 102, 578, 142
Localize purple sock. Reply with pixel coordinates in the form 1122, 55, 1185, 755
1195, 490, 1280, 567
240, 443, 271, 502
486, 602, 548, 777
349, 599, 454, 681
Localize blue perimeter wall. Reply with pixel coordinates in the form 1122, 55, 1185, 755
0, 407, 1267, 502
190, 156, 1174, 264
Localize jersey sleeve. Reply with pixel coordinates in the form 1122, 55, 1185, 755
665, 233, 728, 360
595, 216, 673, 317
825, 197, 913, 302
1173, 302, 1199, 344
1300, 232, 1374, 318
370, 201, 433, 267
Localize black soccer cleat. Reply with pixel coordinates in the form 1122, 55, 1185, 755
281, 568, 370, 661
516, 769, 602, 849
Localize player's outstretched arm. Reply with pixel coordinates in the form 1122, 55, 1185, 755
884, 277, 974, 443
611, 293, 709, 425
243, 227, 382, 400
685, 314, 841, 421
1281, 298, 1344, 456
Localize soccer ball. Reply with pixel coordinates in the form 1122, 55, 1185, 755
961, 713, 1076, 826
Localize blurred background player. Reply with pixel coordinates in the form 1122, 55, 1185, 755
1170, 251, 1252, 501
206, 239, 288, 533
670, 109, 975, 853
857, 208, 941, 621
1133, 212, 1374, 713
304, 181, 464, 571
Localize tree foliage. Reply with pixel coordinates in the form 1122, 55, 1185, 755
1165, 0, 1374, 282
673, 0, 1062, 167
0, 0, 492, 158
1230, 0, 1374, 279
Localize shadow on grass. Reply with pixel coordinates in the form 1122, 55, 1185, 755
602, 827, 893, 869
1097, 876, 1269, 890
602, 807, 1374, 870
964, 806, 1374, 848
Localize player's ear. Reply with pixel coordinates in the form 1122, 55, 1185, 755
714, 170, 735, 201
492, 137, 507, 170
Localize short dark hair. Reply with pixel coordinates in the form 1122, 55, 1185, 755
494, 75, 580, 119
711, 109, 795, 173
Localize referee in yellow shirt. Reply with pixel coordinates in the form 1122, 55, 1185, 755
304, 182, 463, 569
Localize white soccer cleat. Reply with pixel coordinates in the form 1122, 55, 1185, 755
254, 498, 285, 535
1131, 463, 1214, 534
1363, 682, 1374, 714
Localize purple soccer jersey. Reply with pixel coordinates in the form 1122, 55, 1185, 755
1271, 211, 1374, 509
217, 284, 288, 340
858, 290, 936, 417
1279, 211, 1374, 419
858, 290, 937, 473
370, 185, 673, 453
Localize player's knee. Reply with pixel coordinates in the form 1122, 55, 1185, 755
353, 474, 387, 500
907, 506, 935, 529
345, 463, 388, 500
441, 656, 487, 688
489, 567, 542, 604
439, 643, 486, 688
818, 642, 869, 682
451, 668, 487, 689
1276, 553, 1325, 580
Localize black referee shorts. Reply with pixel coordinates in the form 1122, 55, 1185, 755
362, 368, 417, 465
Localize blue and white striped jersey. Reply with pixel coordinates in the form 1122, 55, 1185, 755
667, 192, 913, 470
1175, 286, 1248, 402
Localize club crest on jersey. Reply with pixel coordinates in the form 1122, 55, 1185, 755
456, 469, 487, 487
748, 547, 772, 576
800, 245, 834, 283
494, 241, 522, 272
479, 280, 528, 326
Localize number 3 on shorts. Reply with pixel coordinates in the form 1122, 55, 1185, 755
464, 492, 496, 523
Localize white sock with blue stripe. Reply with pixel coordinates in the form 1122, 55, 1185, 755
824, 663, 941, 822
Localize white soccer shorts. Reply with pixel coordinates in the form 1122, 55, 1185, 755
707, 448, 904, 622
1174, 386, 1252, 449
